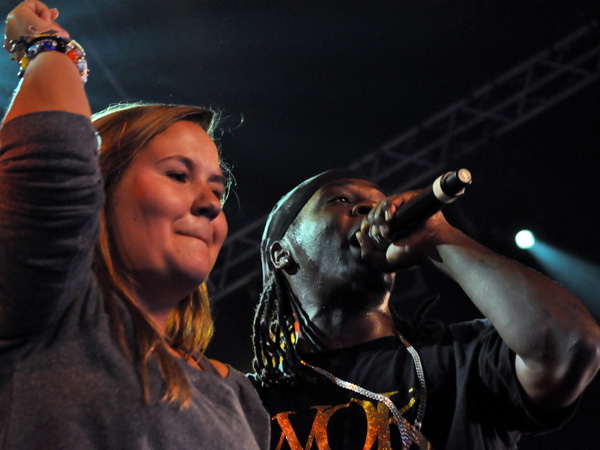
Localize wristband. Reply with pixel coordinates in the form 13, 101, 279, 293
9, 32, 88, 84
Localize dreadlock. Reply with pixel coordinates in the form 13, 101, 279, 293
252, 267, 446, 387
251, 269, 305, 387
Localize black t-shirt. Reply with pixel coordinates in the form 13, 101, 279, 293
252, 319, 574, 450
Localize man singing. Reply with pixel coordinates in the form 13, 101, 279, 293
250, 169, 600, 450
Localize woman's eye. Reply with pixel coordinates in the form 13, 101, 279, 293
167, 172, 188, 183
213, 189, 225, 202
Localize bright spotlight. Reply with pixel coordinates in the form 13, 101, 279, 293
515, 230, 535, 249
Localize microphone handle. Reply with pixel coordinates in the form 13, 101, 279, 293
387, 168, 472, 242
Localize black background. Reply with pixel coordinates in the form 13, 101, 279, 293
1, 1, 599, 448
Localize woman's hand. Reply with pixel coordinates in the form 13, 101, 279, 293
4, 0, 69, 58
2, 0, 90, 123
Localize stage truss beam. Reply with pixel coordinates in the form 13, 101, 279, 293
210, 23, 600, 301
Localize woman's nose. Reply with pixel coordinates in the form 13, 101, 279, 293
193, 187, 222, 220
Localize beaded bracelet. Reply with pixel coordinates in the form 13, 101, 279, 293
9, 32, 88, 84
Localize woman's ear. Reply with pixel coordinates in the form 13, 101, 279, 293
270, 241, 293, 269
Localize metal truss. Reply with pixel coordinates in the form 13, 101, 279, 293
209, 22, 600, 302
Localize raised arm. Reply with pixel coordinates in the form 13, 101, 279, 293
359, 192, 600, 409
0, 1, 101, 339
3, 0, 90, 124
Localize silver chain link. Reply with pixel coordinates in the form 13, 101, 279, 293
397, 333, 427, 431
300, 332, 429, 450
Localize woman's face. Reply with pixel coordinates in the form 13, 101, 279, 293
109, 120, 228, 304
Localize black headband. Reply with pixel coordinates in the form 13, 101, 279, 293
260, 169, 374, 284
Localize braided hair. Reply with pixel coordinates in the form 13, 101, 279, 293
251, 169, 374, 387
251, 267, 443, 387
251, 269, 303, 387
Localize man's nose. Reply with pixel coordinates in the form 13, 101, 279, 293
351, 201, 375, 216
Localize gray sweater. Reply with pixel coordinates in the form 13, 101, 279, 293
0, 112, 270, 449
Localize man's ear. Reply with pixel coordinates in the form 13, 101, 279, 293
270, 241, 293, 269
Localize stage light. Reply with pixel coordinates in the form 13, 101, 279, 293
526, 241, 600, 321
515, 230, 535, 249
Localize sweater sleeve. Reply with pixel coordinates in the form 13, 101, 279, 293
0, 111, 104, 339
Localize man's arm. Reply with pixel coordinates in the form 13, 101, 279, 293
431, 229, 600, 408
359, 192, 600, 409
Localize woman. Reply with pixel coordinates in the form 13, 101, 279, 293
0, 1, 269, 448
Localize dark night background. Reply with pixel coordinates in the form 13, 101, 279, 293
1, 1, 599, 448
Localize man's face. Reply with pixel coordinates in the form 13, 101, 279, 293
284, 178, 395, 307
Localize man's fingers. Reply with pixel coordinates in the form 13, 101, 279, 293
386, 242, 410, 265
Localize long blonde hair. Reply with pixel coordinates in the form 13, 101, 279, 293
92, 103, 229, 407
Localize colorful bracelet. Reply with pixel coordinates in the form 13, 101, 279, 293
9, 32, 88, 84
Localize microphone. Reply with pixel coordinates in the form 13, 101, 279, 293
369, 168, 472, 249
